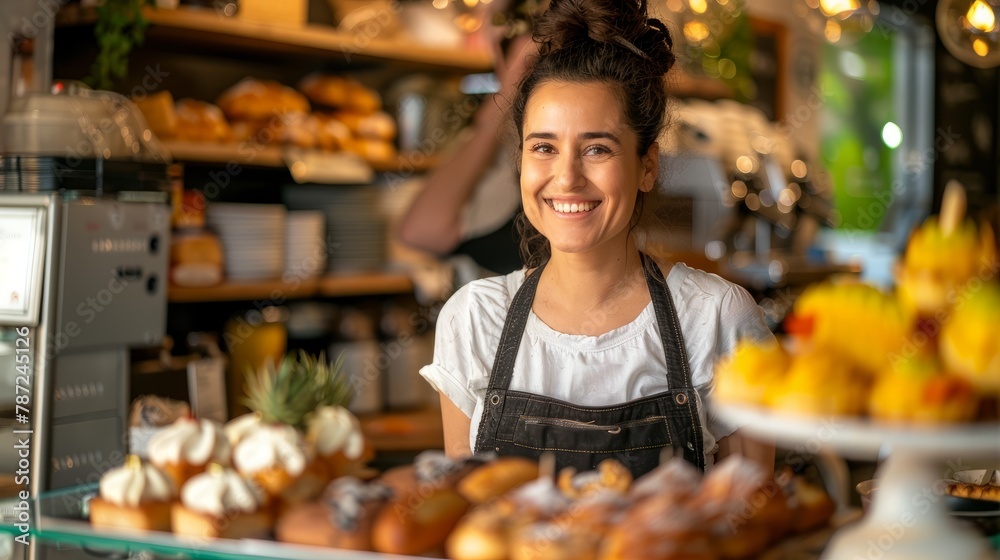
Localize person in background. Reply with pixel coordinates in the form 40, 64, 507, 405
396, 1, 539, 278
419, 0, 775, 477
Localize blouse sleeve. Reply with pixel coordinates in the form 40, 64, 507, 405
704, 283, 776, 439
418, 284, 481, 419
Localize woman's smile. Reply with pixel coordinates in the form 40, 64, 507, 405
545, 198, 603, 215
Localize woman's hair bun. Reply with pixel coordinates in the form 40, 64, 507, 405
533, 0, 675, 74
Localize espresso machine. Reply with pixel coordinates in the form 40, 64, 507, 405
1, 3, 171, 558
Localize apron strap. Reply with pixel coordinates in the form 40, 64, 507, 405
484, 264, 545, 392
641, 254, 694, 391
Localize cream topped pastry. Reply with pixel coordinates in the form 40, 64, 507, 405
99, 456, 175, 507
223, 412, 262, 447
306, 406, 365, 460
149, 418, 231, 468
181, 466, 266, 517
233, 423, 309, 477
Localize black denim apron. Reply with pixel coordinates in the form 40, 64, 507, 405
474, 254, 706, 477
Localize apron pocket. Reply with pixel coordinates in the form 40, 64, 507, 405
508, 415, 671, 453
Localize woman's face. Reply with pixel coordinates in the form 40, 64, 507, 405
520, 81, 658, 258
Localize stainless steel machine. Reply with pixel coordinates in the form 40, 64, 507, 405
1, 3, 171, 558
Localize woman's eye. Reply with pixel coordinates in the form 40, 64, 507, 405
530, 143, 555, 154
585, 145, 612, 156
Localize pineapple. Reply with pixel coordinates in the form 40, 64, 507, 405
242, 350, 353, 431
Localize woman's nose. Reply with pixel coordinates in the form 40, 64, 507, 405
552, 154, 585, 191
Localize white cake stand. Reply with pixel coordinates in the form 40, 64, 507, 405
715, 403, 999, 560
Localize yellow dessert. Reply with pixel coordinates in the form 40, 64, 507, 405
940, 282, 1000, 394
868, 355, 978, 423
713, 338, 790, 406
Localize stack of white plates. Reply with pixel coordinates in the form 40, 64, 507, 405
285, 210, 327, 279
284, 186, 387, 272
206, 203, 285, 281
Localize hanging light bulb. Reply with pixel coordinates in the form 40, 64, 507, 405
819, 0, 861, 18
796, 0, 878, 45
965, 0, 997, 32
937, 0, 1000, 68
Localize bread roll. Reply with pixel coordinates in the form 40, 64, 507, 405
331, 111, 397, 141
133, 90, 178, 139
299, 74, 381, 113
174, 99, 233, 143
458, 457, 540, 505
276, 478, 393, 550
342, 137, 397, 166
372, 488, 470, 555
217, 78, 310, 121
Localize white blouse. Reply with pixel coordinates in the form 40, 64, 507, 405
419, 262, 774, 465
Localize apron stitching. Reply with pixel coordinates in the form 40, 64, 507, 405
497, 439, 672, 453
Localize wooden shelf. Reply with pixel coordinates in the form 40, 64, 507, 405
160, 140, 439, 175
58, 5, 491, 71
168, 272, 413, 303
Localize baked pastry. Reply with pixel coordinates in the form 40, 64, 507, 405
232, 423, 325, 503
133, 90, 178, 139
457, 456, 540, 505
312, 113, 352, 151
304, 405, 372, 478
557, 459, 632, 499
341, 136, 397, 166
298, 74, 381, 113
510, 521, 602, 560
147, 417, 231, 490
947, 482, 1000, 502
224, 412, 262, 448
371, 486, 469, 555
170, 229, 224, 288
171, 465, 272, 539
276, 476, 393, 550
174, 99, 234, 143
331, 111, 397, 141
786, 475, 836, 533
89, 455, 175, 532
217, 78, 310, 121
447, 475, 572, 560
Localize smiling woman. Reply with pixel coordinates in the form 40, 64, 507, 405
418, 0, 776, 478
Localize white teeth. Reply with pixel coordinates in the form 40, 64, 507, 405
551, 201, 597, 213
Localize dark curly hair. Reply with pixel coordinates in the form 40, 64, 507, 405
509, 0, 676, 269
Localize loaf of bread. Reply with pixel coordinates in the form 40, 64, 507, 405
299, 74, 381, 113
217, 78, 310, 121
174, 99, 234, 143
331, 110, 397, 141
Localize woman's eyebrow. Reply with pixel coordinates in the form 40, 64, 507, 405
523, 131, 622, 143
524, 132, 556, 141
579, 132, 621, 143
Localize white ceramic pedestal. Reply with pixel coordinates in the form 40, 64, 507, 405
714, 404, 999, 560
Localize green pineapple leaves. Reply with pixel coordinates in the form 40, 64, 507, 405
242, 350, 353, 429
